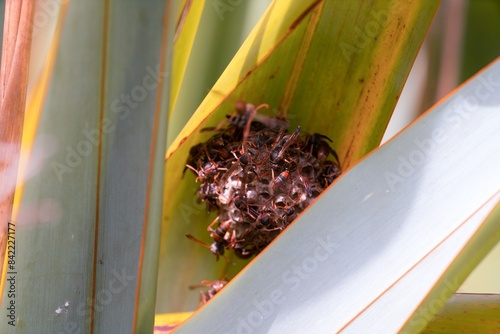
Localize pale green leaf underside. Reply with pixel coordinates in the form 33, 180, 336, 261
175, 59, 500, 333
0, 1, 169, 333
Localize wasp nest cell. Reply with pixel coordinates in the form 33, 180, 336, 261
185, 102, 342, 261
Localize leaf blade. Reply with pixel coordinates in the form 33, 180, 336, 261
158, 0, 438, 312
174, 57, 500, 333
169, 0, 206, 114
0, 1, 171, 332
0, 0, 35, 272
422, 293, 500, 334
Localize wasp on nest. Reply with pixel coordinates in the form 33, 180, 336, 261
185, 101, 341, 304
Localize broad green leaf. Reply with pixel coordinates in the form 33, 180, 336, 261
174, 59, 500, 332
169, 0, 206, 114
158, 0, 438, 312
0, 1, 171, 333
422, 293, 500, 334
167, 0, 272, 144
460, 0, 500, 82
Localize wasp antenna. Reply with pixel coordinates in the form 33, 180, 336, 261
219, 274, 230, 281
322, 134, 333, 142
331, 151, 341, 168
254, 103, 269, 112
186, 233, 211, 249
185, 164, 199, 175
188, 283, 205, 290
222, 254, 234, 265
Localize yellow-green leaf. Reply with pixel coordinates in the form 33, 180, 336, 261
167, 1, 272, 146
422, 293, 500, 334
157, 0, 439, 312
169, 0, 206, 114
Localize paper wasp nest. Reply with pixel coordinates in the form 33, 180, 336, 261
185, 102, 342, 263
